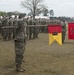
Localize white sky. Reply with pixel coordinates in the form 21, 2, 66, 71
0, 0, 74, 17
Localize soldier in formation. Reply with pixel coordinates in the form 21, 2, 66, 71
0, 18, 2, 34
1, 16, 9, 40
61, 19, 67, 43
8, 16, 13, 40
13, 14, 27, 72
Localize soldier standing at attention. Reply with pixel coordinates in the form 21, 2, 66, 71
2, 16, 9, 41
14, 14, 27, 72
8, 17, 13, 40
0, 18, 2, 34
61, 19, 66, 43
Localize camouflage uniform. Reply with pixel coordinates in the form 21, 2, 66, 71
0, 19, 2, 34
2, 17, 9, 40
32, 19, 36, 39
14, 14, 26, 72
28, 18, 33, 39
26, 18, 29, 39
13, 16, 18, 39
8, 17, 13, 40
35, 19, 40, 38
61, 20, 66, 43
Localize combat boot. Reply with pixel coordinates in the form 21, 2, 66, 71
16, 67, 26, 72
16, 64, 26, 72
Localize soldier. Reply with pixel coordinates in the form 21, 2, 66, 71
13, 15, 18, 39
28, 17, 33, 39
26, 17, 29, 39
8, 17, 13, 40
35, 19, 40, 38
0, 18, 2, 34
1, 16, 9, 41
61, 19, 66, 43
14, 14, 26, 72
32, 19, 36, 39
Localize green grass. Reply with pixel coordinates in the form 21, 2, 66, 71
0, 33, 74, 75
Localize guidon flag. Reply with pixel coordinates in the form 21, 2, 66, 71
48, 25, 62, 45
68, 23, 74, 40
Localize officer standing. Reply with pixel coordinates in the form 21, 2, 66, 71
14, 14, 27, 72
61, 19, 66, 43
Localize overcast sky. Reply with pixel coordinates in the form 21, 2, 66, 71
0, 0, 74, 17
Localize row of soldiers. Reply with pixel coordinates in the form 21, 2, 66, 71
0, 15, 66, 42
0, 16, 13, 40
0, 16, 51, 41
0, 16, 38, 40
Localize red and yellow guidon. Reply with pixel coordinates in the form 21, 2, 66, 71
48, 25, 62, 45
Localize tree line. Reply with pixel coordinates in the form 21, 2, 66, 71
0, 11, 26, 16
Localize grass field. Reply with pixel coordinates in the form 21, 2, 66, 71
0, 33, 74, 75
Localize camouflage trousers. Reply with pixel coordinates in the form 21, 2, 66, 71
14, 40, 25, 67
62, 32, 66, 43
2, 28, 9, 40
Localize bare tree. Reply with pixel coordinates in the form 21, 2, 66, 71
21, 0, 46, 20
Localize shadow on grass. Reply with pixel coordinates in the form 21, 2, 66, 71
4, 70, 26, 75
4, 70, 18, 75
1, 63, 25, 75
64, 41, 74, 44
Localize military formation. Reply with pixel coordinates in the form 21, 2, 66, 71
0, 15, 51, 40
0, 15, 67, 42
0, 15, 67, 72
